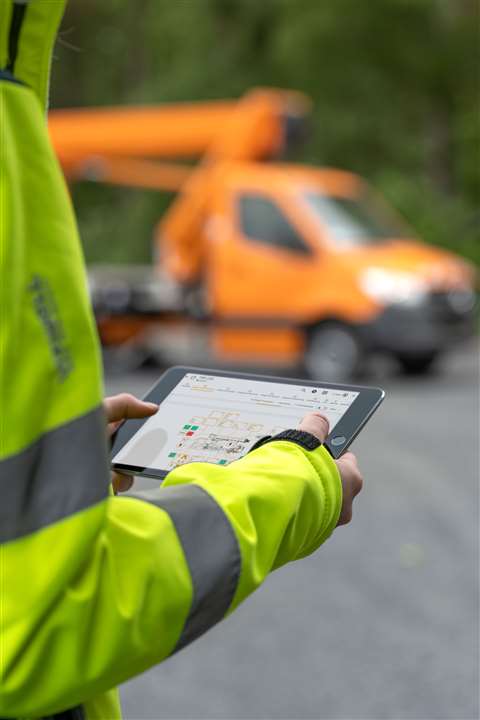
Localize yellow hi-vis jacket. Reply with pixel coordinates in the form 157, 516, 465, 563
0, 2, 342, 717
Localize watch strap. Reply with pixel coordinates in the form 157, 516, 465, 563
248, 429, 322, 453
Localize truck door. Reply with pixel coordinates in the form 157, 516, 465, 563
209, 188, 318, 319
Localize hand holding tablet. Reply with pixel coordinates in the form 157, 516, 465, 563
111, 366, 385, 480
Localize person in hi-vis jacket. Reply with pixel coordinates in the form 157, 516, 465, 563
0, 2, 363, 717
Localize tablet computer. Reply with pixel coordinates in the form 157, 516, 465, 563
111, 367, 385, 479
111, 366, 384, 480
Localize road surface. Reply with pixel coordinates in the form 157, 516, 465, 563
104, 343, 479, 719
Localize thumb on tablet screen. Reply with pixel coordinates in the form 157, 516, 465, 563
298, 412, 330, 443
104, 394, 158, 428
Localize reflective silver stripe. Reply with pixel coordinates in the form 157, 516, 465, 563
0, 406, 110, 543
128, 484, 241, 651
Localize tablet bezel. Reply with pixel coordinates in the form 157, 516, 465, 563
111, 365, 385, 479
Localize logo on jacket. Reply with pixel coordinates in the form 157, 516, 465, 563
28, 274, 74, 382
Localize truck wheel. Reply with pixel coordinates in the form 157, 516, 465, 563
304, 323, 365, 381
396, 351, 439, 375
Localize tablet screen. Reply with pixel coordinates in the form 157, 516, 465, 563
112, 372, 359, 471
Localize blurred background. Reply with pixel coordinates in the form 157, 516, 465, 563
52, 0, 479, 268
50, 0, 478, 717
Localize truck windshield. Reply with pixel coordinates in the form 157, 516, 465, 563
302, 191, 409, 247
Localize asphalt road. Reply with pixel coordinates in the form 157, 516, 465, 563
105, 343, 479, 720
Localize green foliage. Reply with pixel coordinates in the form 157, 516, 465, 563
51, 0, 480, 266
70, 185, 173, 265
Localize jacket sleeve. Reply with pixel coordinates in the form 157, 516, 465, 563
1, 438, 341, 717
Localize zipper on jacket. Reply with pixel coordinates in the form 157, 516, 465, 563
6, 1, 27, 73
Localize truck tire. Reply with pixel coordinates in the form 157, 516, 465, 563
396, 351, 439, 376
304, 322, 365, 381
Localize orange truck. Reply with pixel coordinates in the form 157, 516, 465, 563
49, 89, 476, 379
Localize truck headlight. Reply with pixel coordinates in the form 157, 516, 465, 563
360, 268, 427, 306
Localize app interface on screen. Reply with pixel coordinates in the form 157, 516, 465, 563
113, 373, 359, 471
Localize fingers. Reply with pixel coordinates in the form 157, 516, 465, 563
112, 471, 134, 494
336, 453, 363, 497
334, 452, 364, 526
103, 393, 158, 424
298, 412, 330, 443
105, 394, 156, 493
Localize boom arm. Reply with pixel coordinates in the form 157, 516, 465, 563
49, 88, 311, 283
49, 101, 236, 177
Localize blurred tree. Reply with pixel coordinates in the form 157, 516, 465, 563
51, 0, 479, 266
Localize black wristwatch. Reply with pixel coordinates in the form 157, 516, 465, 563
248, 429, 322, 453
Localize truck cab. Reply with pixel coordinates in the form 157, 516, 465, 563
203, 164, 475, 378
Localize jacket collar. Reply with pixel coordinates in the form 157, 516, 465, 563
0, 0, 66, 109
